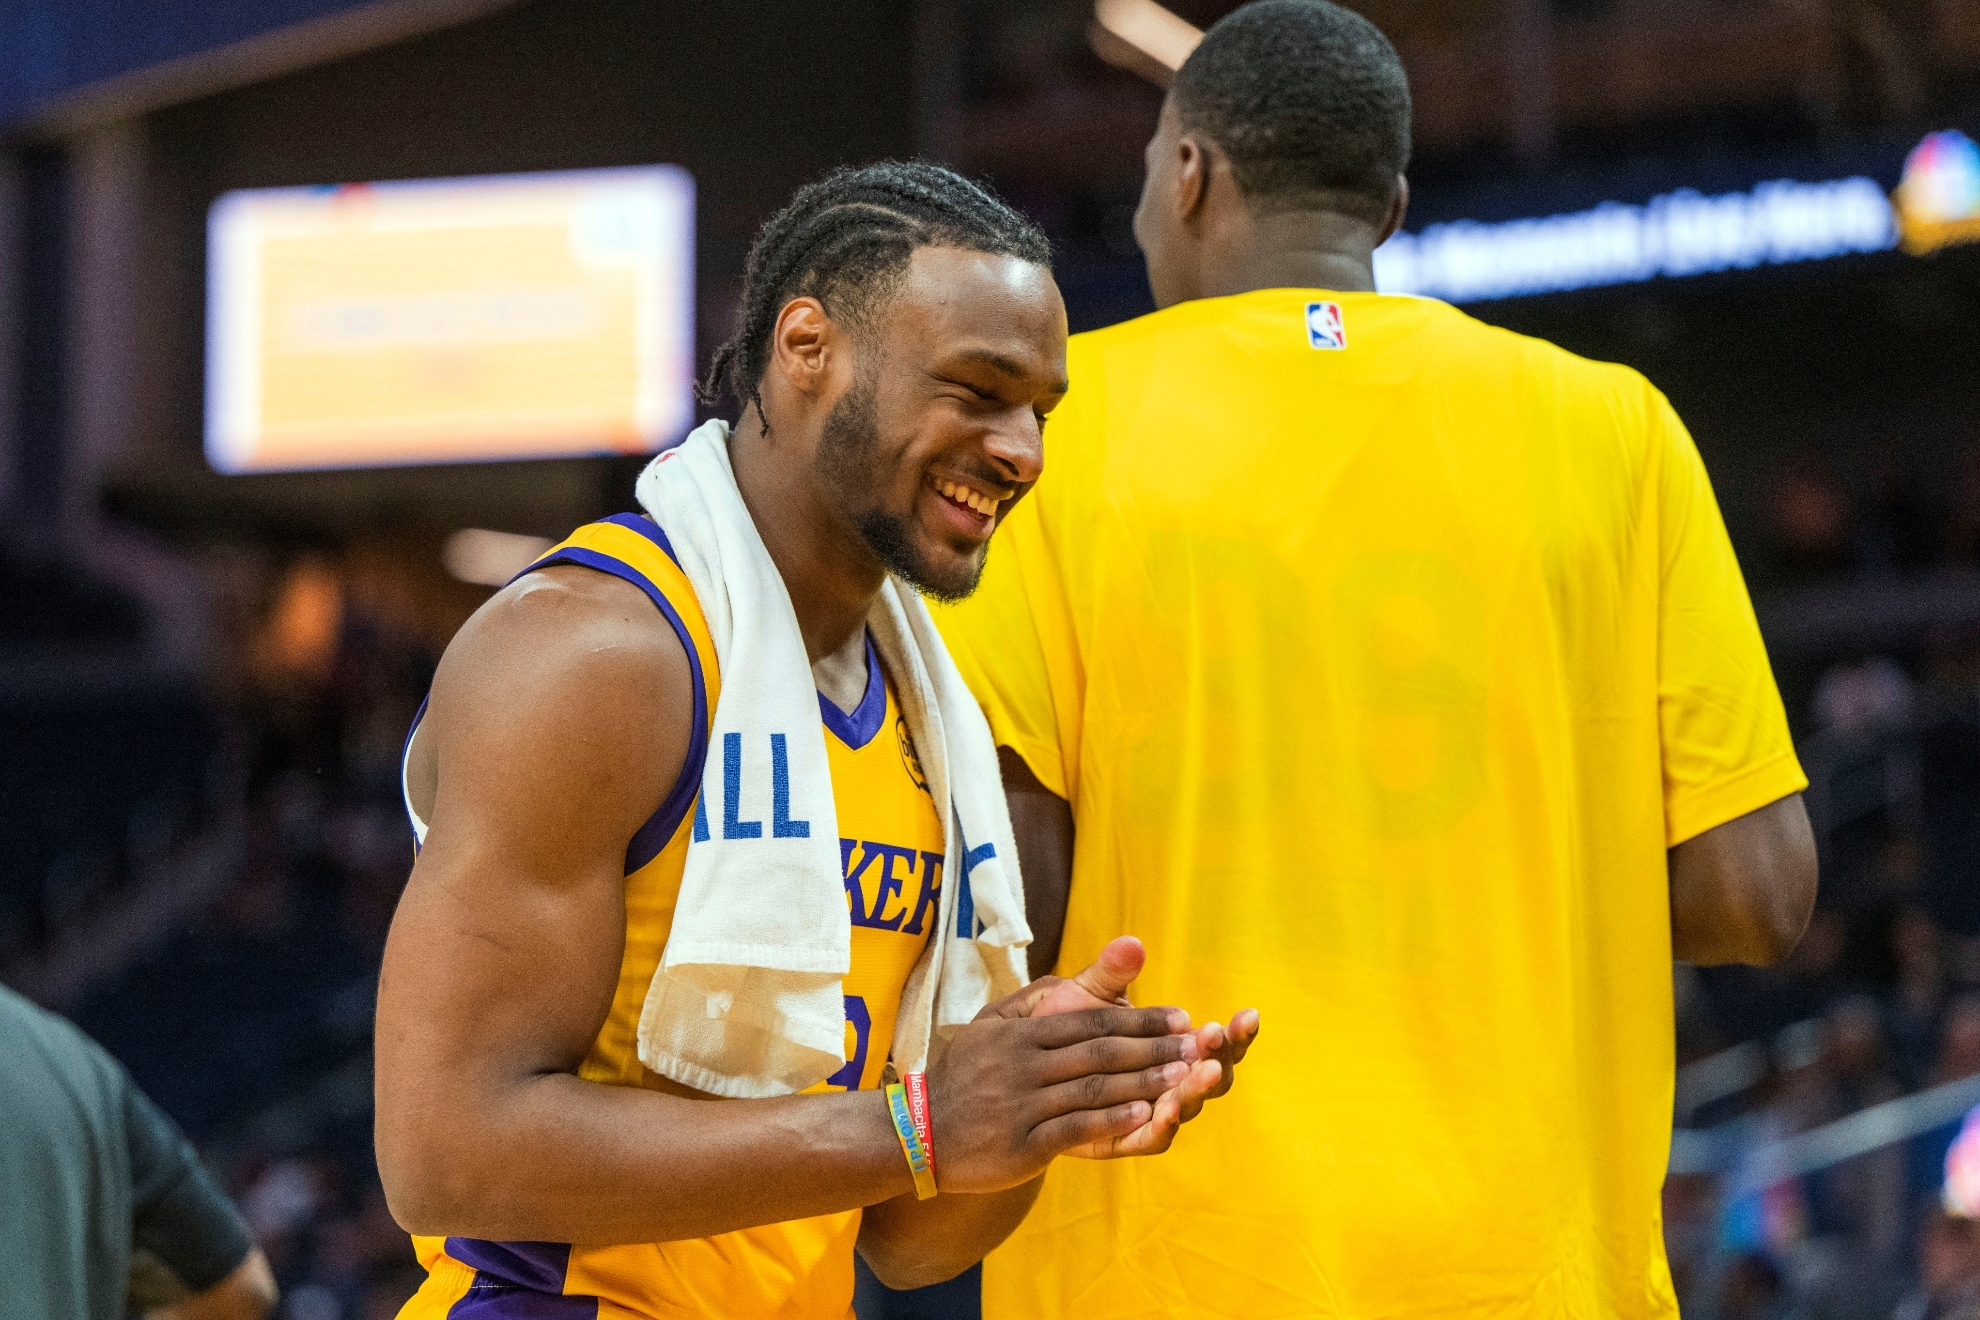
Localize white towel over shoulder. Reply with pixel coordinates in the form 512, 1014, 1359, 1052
632, 419, 1030, 1099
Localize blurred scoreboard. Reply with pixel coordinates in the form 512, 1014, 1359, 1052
205, 166, 694, 473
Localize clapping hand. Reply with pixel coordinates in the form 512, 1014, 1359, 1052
980, 936, 1259, 1159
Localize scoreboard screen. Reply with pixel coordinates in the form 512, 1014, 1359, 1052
205, 165, 694, 473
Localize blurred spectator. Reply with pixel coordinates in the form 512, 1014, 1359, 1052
0, 984, 276, 1320
1814, 657, 1916, 740
1806, 998, 1908, 1260
1890, 1208, 1980, 1320
1666, 1170, 1724, 1312
1937, 999, 1980, 1087
1892, 909, 1951, 1087
1770, 458, 1855, 582
1720, 1252, 1796, 1320
1820, 994, 1904, 1119
1793, 913, 1854, 1007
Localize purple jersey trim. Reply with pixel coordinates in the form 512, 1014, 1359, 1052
449, 1289, 597, 1318
819, 632, 886, 750
443, 1239, 597, 1317
524, 544, 709, 874
444, 1239, 571, 1292
398, 517, 707, 872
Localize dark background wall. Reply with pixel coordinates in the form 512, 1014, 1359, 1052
95, 0, 921, 540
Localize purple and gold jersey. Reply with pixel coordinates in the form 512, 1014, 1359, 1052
397, 515, 942, 1319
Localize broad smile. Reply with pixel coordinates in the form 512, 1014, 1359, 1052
926, 474, 1008, 539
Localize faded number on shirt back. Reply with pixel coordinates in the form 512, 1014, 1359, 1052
1329, 551, 1488, 839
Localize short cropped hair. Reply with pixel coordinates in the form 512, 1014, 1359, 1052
702, 161, 1051, 427
1172, 0, 1412, 223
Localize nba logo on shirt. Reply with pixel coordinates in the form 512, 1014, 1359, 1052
1306, 301, 1346, 350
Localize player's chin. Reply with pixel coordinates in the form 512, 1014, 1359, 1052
908, 532, 989, 603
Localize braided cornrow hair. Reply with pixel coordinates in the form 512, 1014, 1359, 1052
700, 160, 1051, 428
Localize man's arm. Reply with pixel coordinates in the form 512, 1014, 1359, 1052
376, 569, 1196, 1246
1647, 390, 1813, 968
1001, 747, 1073, 982
1668, 791, 1817, 966
145, 1252, 277, 1320
858, 1171, 1046, 1290
122, 1069, 273, 1320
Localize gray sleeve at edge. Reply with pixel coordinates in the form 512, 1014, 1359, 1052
124, 1083, 255, 1294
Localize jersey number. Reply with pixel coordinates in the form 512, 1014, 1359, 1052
826, 995, 870, 1090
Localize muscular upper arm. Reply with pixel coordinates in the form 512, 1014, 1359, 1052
376, 567, 693, 1222
1668, 792, 1816, 967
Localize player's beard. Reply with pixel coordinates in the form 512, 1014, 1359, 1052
815, 372, 988, 603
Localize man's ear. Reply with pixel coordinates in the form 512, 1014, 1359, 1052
1376, 175, 1410, 248
769, 296, 834, 399
1174, 133, 1214, 226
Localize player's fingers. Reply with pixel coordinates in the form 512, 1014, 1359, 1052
1031, 1100, 1152, 1158
1189, 1021, 1230, 1099
1174, 1059, 1224, 1122
1210, 1009, 1259, 1098
1147, 1086, 1185, 1148
1067, 935, 1144, 1006
1036, 1053, 1192, 1114
1025, 1004, 1189, 1051
1099, 1085, 1187, 1158
1037, 1028, 1196, 1085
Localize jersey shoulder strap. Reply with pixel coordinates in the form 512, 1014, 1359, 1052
519, 513, 720, 871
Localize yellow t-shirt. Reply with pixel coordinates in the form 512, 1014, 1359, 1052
934, 289, 1806, 1319
397, 516, 942, 1320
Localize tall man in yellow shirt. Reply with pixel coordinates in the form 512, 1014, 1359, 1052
933, 2, 1820, 1315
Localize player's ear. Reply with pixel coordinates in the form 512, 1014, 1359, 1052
1377, 176, 1410, 248
1175, 134, 1212, 224
769, 296, 834, 400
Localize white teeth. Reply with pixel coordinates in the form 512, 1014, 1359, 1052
937, 480, 996, 517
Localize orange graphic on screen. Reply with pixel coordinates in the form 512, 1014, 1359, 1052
206, 168, 694, 473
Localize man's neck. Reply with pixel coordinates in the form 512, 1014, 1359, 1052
1190, 209, 1381, 300
811, 626, 870, 712
726, 412, 886, 665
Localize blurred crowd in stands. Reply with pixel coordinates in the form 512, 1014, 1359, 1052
1762, 443, 1980, 589
1657, 443, 1980, 1320
4, 437, 1980, 1319
0, 541, 440, 1318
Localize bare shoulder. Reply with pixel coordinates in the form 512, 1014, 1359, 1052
444, 562, 689, 686
417, 564, 695, 855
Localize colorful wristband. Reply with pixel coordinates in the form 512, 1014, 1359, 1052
902, 1071, 936, 1179
885, 1081, 938, 1200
